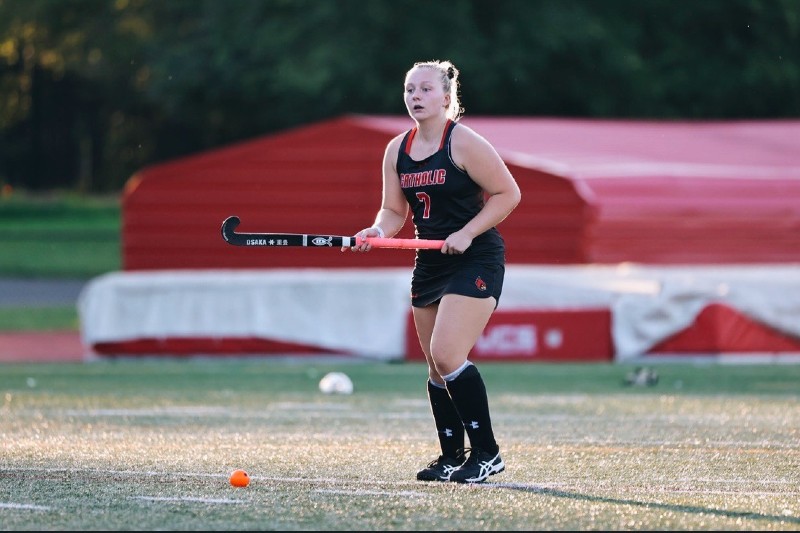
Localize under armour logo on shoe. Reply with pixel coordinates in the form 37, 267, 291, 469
466, 421, 480, 429
441, 428, 454, 437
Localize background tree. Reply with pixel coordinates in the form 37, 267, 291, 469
0, 0, 798, 193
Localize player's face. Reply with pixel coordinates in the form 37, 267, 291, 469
404, 68, 449, 121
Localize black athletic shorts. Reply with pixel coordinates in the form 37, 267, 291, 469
410, 230, 506, 309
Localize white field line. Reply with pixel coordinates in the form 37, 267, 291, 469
7, 402, 800, 452
314, 488, 428, 497
53, 406, 799, 426
486, 481, 800, 496
0, 502, 52, 511
133, 496, 244, 504
4, 467, 798, 495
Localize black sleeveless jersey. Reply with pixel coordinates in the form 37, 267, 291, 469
396, 120, 503, 247
398, 120, 506, 306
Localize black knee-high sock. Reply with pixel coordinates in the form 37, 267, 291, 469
427, 380, 465, 458
445, 365, 499, 455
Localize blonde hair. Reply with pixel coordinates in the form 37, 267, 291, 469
408, 60, 463, 122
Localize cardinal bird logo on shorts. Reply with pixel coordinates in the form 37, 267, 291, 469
475, 276, 487, 291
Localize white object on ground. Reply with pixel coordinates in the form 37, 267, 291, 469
318, 372, 354, 395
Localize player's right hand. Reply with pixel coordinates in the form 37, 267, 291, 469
341, 227, 381, 252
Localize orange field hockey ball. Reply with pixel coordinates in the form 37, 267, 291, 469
229, 469, 250, 487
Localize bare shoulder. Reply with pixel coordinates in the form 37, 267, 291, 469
383, 132, 406, 160
382, 132, 407, 173
451, 122, 501, 165
386, 132, 406, 151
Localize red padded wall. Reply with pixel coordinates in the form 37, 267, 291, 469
123, 116, 800, 270
123, 117, 405, 270
122, 116, 589, 270
583, 176, 800, 264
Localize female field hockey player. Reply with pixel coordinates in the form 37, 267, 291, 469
344, 59, 521, 483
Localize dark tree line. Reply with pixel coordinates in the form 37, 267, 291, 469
1, 0, 798, 193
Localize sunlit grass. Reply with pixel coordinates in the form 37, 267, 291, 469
0, 192, 120, 278
0, 306, 79, 331
1, 359, 798, 530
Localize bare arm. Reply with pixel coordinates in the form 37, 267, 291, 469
445, 124, 521, 254
373, 135, 410, 237
344, 135, 409, 252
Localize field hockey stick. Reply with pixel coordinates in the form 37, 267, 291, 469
221, 216, 445, 250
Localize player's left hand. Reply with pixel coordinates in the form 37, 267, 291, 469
442, 231, 472, 255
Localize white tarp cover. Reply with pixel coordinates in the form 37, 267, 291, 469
78, 265, 800, 361
77, 268, 412, 360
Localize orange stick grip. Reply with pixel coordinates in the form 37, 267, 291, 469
356, 236, 445, 250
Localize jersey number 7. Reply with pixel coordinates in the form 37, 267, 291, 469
416, 191, 431, 219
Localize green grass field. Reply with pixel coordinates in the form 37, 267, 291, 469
0, 192, 121, 279
0, 192, 120, 331
1, 359, 799, 531
2, 193, 799, 529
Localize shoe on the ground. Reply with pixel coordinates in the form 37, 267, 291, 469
448, 447, 504, 484
416, 454, 464, 482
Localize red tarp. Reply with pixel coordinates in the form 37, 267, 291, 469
123, 116, 800, 270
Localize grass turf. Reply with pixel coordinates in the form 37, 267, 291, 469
1, 359, 798, 530
0, 193, 120, 279
0, 306, 80, 332
0, 192, 119, 330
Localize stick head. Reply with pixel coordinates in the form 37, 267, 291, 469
221, 216, 240, 243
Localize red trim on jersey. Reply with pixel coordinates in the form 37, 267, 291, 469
404, 120, 452, 155
439, 119, 453, 150
404, 128, 417, 155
